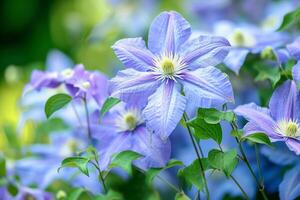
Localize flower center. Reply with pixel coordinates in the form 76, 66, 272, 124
81, 81, 91, 89
276, 119, 300, 139
229, 29, 256, 47
61, 69, 74, 78
160, 57, 175, 75
124, 113, 137, 131
24, 194, 36, 200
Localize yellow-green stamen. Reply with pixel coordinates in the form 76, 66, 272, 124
124, 113, 137, 131
160, 57, 175, 75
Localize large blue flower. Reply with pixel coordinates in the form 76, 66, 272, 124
110, 11, 234, 139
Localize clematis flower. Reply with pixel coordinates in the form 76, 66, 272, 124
213, 21, 289, 74
110, 11, 234, 139
24, 64, 108, 106
92, 102, 171, 170
235, 80, 300, 155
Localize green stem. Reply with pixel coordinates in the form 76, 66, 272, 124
230, 175, 250, 200
255, 144, 263, 183
156, 175, 180, 193
83, 97, 92, 139
183, 113, 210, 200
91, 161, 107, 193
231, 122, 268, 200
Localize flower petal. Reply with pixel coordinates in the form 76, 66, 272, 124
292, 61, 300, 84
269, 80, 298, 121
286, 138, 300, 156
143, 81, 186, 140
287, 37, 300, 60
132, 127, 171, 169
112, 38, 155, 71
279, 164, 300, 200
148, 11, 191, 54
234, 103, 282, 140
243, 122, 265, 136
181, 35, 230, 70
181, 67, 234, 115
109, 69, 160, 107
224, 48, 249, 74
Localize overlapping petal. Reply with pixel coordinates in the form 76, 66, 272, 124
286, 139, 300, 156
234, 103, 282, 140
292, 62, 300, 84
148, 11, 191, 54
181, 35, 230, 70
287, 37, 300, 60
269, 80, 298, 121
143, 81, 186, 140
109, 68, 160, 107
224, 48, 249, 74
132, 127, 171, 169
112, 38, 155, 71
279, 164, 300, 200
181, 66, 234, 115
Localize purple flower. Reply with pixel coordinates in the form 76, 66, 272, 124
235, 80, 300, 155
24, 64, 109, 106
279, 164, 300, 200
110, 11, 234, 139
213, 21, 289, 74
92, 102, 171, 170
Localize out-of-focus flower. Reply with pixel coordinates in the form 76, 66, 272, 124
93, 102, 171, 170
110, 11, 233, 139
235, 80, 300, 155
287, 37, 300, 84
214, 21, 289, 74
24, 64, 108, 106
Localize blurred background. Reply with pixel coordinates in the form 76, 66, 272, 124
0, 0, 299, 199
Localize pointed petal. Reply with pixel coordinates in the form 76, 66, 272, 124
99, 133, 133, 170
292, 62, 300, 84
224, 48, 249, 74
269, 80, 298, 121
279, 164, 300, 200
143, 81, 186, 140
243, 122, 264, 136
287, 37, 300, 60
261, 143, 299, 166
112, 38, 155, 71
109, 69, 160, 107
234, 103, 282, 140
181, 35, 230, 69
181, 67, 234, 115
132, 127, 171, 169
148, 11, 191, 54
286, 139, 300, 156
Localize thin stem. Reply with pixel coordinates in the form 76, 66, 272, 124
83, 97, 92, 139
230, 175, 250, 200
183, 113, 210, 200
255, 144, 263, 184
71, 102, 83, 128
90, 161, 107, 193
231, 122, 268, 200
156, 175, 180, 193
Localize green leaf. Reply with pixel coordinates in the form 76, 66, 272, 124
277, 7, 300, 31
189, 118, 222, 144
175, 192, 191, 200
59, 156, 90, 176
109, 150, 142, 174
146, 159, 184, 184
231, 129, 243, 140
7, 182, 18, 196
45, 93, 72, 118
0, 157, 6, 177
67, 188, 86, 200
254, 64, 281, 87
196, 108, 235, 124
208, 149, 238, 177
242, 133, 272, 147
178, 158, 210, 190
100, 97, 121, 118
94, 190, 124, 200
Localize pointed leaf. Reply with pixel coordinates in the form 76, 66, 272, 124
45, 93, 72, 118
277, 7, 300, 31
100, 97, 121, 118
242, 132, 272, 147
109, 150, 142, 174
59, 156, 90, 176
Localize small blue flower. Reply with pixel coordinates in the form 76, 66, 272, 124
235, 80, 300, 155
110, 11, 234, 139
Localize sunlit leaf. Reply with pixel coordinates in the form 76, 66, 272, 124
59, 156, 90, 176
109, 150, 142, 174
242, 133, 272, 147
277, 7, 300, 31
45, 93, 72, 118
100, 97, 120, 118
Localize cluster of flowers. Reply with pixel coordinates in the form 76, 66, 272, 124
3, 8, 300, 200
